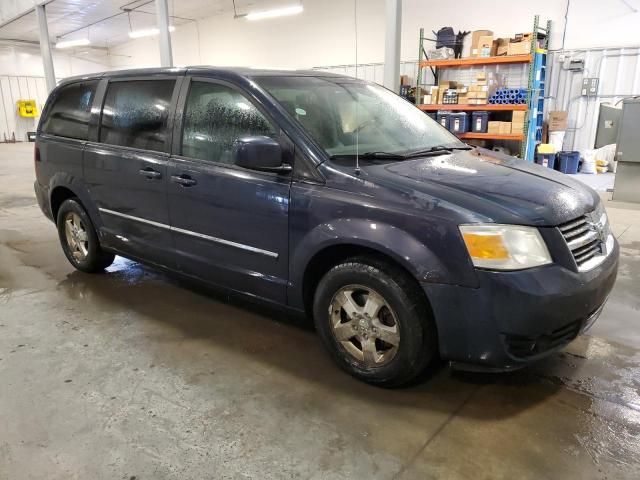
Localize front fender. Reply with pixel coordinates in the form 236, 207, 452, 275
288, 218, 478, 309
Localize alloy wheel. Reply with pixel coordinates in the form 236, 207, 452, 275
64, 212, 89, 262
329, 284, 400, 367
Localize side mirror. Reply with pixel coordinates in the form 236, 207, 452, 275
233, 136, 292, 174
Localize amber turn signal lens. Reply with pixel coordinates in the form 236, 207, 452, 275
462, 232, 509, 260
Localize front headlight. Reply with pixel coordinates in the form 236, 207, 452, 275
459, 224, 552, 270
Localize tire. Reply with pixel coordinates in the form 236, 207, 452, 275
313, 256, 437, 387
56, 198, 115, 273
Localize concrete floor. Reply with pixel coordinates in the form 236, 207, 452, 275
1, 142, 639, 480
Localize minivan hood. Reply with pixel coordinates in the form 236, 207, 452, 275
357, 148, 599, 226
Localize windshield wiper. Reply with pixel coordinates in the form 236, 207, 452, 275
330, 151, 407, 160
404, 145, 472, 158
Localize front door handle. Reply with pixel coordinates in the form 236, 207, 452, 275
171, 174, 197, 187
139, 168, 162, 179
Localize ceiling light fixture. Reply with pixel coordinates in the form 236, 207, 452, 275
55, 38, 91, 49
245, 5, 304, 21
128, 26, 175, 39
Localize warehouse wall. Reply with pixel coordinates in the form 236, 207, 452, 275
547, 46, 640, 152
108, 0, 386, 69
0, 43, 110, 141
108, 0, 639, 69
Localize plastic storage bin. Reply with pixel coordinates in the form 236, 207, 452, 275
449, 112, 470, 133
437, 111, 451, 130
536, 153, 556, 169
471, 111, 489, 133
557, 151, 580, 174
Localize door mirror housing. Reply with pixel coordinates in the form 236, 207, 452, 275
233, 136, 292, 173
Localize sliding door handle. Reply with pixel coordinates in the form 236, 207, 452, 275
139, 168, 162, 179
171, 174, 197, 187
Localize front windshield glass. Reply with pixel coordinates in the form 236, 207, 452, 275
256, 75, 464, 157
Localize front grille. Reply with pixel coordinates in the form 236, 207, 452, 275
504, 319, 582, 359
558, 215, 603, 269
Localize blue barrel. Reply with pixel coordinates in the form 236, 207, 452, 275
536, 153, 556, 169
471, 111, 489, 133
557, 151, 580, 174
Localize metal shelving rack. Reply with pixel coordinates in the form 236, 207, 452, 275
416, 16, 551, 161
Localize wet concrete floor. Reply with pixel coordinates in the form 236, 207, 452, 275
1, 142, 639, 479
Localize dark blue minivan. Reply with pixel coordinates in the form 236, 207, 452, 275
34, 67, 618, 386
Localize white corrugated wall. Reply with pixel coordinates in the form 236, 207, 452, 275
0, 75, 49, 142
546, 47, 640, 153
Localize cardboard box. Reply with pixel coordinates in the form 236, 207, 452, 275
468, 91, 488, 99
468, 99, 488, 105
437, 81, 457, 104
512, 111, 527, 123
548, 111, 568, 131
488, 121, 502, 134
400, 75, 410, 86
476, 72, 487, 81
422, 94, 433, 104
508, 41, 531, 55
508, 33, 533, 56
494, 37, 510, 56
488, 121, 512, 134
429, 86, 439, 103
511, 123, 524, 134
470, 30, 493, 57
477, 35, 495, 57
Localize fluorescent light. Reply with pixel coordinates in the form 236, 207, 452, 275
129, 26, 175, 39
55, 38, 90, 49
246, 5, 303, 21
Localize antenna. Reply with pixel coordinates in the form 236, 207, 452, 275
354, 0, 360, 176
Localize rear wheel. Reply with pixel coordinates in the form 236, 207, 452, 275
57, 198, 114, 273
313, 257, 437, 387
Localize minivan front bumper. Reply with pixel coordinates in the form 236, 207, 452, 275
423, 238, 619, 370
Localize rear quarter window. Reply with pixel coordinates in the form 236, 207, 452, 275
41, 81, 97, 140
99, 80, 175, 152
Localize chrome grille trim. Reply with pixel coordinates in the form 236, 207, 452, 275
558, 210, 613, 272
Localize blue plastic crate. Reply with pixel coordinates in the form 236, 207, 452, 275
449, 112, 470, 133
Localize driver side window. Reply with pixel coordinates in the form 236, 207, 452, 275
181, 81, 276, 164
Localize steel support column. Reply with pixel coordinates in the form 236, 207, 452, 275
383, 0, 402, 93
155, 0, 173, 67
35, 4, 56, 92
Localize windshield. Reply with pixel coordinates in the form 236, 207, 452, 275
256, 76, 464, 158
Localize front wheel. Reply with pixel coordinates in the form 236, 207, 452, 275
56, 198, 115, 273
313, 257, 437, 387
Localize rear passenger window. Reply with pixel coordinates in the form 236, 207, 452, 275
100, 80, 175, 152
42, 81, 97, 140
181, 82, 276, 164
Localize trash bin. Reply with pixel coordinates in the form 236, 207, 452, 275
557, 151, 580, 174
535, 153, 556, 169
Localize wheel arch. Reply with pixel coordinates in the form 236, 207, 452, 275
300, 243, 437, 319
50, 185, 78, 221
